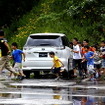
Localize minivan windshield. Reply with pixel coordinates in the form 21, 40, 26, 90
25, 35, 63, 47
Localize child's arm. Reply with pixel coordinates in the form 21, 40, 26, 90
72, 50, 79, 53
99, 52, 105, 58
4, 42, 11, 54
51, 64, 55, 70
89, 51, 95, 59
81, 58, 86, 63
99, 53, 103, 58
9, 56, 13, 59
90, 54, 95, 58
72, 45, 80, 53
81, 54, 87, 62
22, 52, 26, 61
57, 59, 64, 67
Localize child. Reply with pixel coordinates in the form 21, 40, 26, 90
81, 40, 95, 77
83, 46, 95, 80
72, 38, 82, 77
93, 45, 102, 78
0, 30, 20, 77
10, 42, 25, 80
49, 51, 64, 80
100, 41, 105, 75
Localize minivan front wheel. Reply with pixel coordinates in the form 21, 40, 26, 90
62, 60, 69, 79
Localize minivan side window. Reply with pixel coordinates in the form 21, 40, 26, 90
61, 36, 69, 47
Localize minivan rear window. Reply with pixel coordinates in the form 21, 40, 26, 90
25, 35, 63, 47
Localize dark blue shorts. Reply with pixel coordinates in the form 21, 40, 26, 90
52, 67, 61, 74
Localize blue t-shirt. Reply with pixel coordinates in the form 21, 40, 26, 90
85, 51, 94, 65
12, 49, 23, 63
86, 97, 95, 105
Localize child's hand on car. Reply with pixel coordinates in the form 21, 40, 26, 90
23, 58, 25, 62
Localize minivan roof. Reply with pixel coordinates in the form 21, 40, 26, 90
30, 33, 65, 37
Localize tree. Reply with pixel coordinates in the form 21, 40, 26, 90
0, 0, 39, 27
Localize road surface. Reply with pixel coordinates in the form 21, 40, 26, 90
0, 73, 105, 105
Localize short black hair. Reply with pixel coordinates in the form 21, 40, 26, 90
83, 39, 89, 43
84, 45, 90, 49
0, 30, 4, 36
73, 38, 78, 42
12, 42, 18, 48
49, 51, 55, 55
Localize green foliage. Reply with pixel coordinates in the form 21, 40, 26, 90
3, 0, 105, 48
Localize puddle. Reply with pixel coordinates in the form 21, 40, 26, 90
0, 79, 105, 105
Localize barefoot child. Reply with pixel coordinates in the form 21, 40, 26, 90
49, 52, 64, 80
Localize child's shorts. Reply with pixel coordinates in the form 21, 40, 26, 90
52, 67, 61, 74
87, 65, 95, 74
14, 63, 22, 72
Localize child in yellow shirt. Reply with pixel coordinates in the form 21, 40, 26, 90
49, 52, 64, 80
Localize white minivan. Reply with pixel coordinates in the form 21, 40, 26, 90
22, 33, 73, 78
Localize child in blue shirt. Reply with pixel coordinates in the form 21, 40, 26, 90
10, 42, 25, 79
82, 46, 95, 80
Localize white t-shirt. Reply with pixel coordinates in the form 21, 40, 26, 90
100, 46, 105, 52
73, 45, 82, 59
73, 100, 81, 105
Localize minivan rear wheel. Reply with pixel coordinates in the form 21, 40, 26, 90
33, 71, 40, 78
62, 70, 68, 79
23, 71, 30, 79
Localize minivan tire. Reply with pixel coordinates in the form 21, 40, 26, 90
23, 71, 30, 79
33, 71, 40, 78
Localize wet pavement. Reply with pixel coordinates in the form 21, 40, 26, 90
0, 74, 105, 105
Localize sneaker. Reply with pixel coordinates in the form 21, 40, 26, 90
90, 77, 96, 81
82, 73, 87, 79
16, 76, 22, 80
55, 77, 60, 80
7, 76, 11, 79
21, 76, 25, 80
19, 76, 26, 80
96, 72, 99, 78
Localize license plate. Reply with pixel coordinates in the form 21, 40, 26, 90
39, 52, 47, 57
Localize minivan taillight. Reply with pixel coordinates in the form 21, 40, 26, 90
56, 46, 65, 50
23, 47, 32, 50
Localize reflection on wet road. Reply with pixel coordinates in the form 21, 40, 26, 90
0, 79, 105, 105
